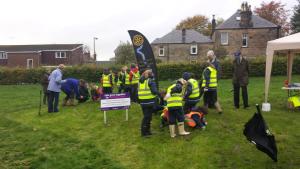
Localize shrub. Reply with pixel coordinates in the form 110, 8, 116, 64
0, 57, 299, 84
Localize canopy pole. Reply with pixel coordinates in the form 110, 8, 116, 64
287, 51, 294, 84
264, 48, 274, 103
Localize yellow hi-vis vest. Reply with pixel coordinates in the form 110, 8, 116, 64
167, 84, 183, 108
138, 79, 155, 100
188, 78, 200, 98
102, 74, 112, 87
131, 71, 140, 84
201, 66, 217, 88
288, 96, 300, 107
125, 72, 131, 85
117, 72, 124, 86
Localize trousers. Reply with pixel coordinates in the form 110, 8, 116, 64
48, 91, 60, 112
233, 84, 248, 108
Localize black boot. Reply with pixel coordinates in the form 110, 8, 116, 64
141, 126, 151, 137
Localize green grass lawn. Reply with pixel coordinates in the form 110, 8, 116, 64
0, 76, 299, 169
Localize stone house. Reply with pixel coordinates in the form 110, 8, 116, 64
151, 29, 213, 63
151, 3, 280, 62
213, 3, 280, 57
0, 44, 93, 68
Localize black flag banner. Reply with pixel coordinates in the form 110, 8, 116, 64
243, 104, 278, 162
128, 30, 159, 89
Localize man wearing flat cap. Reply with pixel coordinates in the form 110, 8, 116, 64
232, 50, 249, 109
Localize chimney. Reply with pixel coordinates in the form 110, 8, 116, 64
239, 2, 253, 28
211, 15, 216, 38
182, 29, 186, 43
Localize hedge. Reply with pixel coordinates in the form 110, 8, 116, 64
0, 57, 299, 84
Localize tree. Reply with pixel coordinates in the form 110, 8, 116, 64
291, 0, 300, 33
176, 15, 223, 36
114, 41, 135, 65
254, 1, 290, 34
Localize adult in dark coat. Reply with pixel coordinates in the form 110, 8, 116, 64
138, 69, 159, 137
232, 51, 249, 109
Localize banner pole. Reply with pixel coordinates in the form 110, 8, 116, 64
104, 111, 107, 124
126, 109, 128, 121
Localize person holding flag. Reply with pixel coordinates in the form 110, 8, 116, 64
138, 69, 159, 137
164, 78, 190, 138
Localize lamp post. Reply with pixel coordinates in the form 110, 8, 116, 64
93, 37, 98, 61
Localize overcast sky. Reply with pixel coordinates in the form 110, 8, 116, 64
0, 0, 297, 60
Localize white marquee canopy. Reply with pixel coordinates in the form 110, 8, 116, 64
264, 33, 300, 105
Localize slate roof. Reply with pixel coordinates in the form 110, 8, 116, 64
0, 44, 83, 52
152, 29, 213, 44
216, 10, 278, 30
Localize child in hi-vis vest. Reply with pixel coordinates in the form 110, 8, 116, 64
185, 106, 208, 129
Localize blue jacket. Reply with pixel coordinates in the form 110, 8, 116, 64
47, 68, 65, 92
61, 78, 80, 98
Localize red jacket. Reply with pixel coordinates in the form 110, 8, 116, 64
129, 67, 139, 81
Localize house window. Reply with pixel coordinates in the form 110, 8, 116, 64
55, 52, 67, 58
242, 33, 248, 47
190, 45, 198, 55
220, 32, 228, 45
159, 47, 165, 56
27, 59, 33, 69
0, 52, 7, 59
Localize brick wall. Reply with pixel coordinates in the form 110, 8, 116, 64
0, 59, 8, 66
70, 47, 84, 65
214, 28, 278, 57
7, 52, 41, 68
152, 43, 213, 63
41, 51, 71, 65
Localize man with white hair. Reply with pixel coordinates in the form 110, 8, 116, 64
207, 50, 220, 79
201, 51, 223, 114
47, 64, 66, 113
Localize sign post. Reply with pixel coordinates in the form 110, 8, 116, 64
100, 93, 131, 125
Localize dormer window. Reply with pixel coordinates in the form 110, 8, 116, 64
0, 52, 7, 59
55, 51, 67, 58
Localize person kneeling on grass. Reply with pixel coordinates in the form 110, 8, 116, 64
61, 78, 80, 106
164, 78, 190, 138
185, 106, 208, 129
90, 83, 102, 101
78, 79, 90, 103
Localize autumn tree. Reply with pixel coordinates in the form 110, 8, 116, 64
291, 0, 300, 33
175, 15, 223, 36
113, 41, 135, 65
254, 1, 290, 34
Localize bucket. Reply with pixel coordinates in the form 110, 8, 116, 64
262, 103, 271, 112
